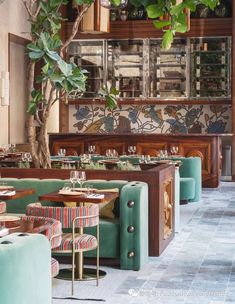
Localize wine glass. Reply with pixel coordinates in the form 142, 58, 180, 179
106, 149, 111, 158
26, 153, 32, 162
22, 153, 27, 162
128, 146, 134, 155
132, 146, 136, 155
70, 170, 79, 190
58, 149, 66, 157
77, 171, 86, 189
88, 145, 96, 154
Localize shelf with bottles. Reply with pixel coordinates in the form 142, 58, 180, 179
190, 37, 231, 99
68, 40, 105, 99
149, 38, 188, 99
107, 39, 145, 98
67, 37, 231, 102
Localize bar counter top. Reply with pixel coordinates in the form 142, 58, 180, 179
49, 133, 233, 137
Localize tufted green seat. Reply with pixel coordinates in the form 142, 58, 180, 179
177, 157, 201, 202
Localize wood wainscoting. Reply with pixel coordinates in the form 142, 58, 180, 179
49, 133, 228, 188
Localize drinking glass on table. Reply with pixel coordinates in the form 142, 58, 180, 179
22, 153, 27, 162
88, 145, 96, 154
77, 171, 86, 189
58, 149, 66, 157
70, 170, 79, 190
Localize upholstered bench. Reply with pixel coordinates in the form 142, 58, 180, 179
2, 178, 148, 270
0, 233, 51, 304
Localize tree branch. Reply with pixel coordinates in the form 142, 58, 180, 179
60, 2, 94, 56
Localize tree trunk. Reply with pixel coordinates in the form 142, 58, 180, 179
27, 62, 41, 168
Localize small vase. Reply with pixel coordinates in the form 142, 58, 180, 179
120, 11, 128, 21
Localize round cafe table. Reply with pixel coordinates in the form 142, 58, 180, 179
0, 215, 21, 232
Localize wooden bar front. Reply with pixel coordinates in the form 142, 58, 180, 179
49, 133, 230, 188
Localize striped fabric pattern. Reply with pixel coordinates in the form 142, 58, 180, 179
0, 201, 6, 214
27, 203, 99, 228
51, 257, 59, 278
20, 215, 62, 249
53, 233, 98, 251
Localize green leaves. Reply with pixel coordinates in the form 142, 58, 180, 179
27, 89, 44, 114
99, 85, 119, 110
200, 0, 220, 10
146, 4, 164, 18
153, 20, 171, 30
162, 29, 174, 50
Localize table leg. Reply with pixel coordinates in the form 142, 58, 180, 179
75, 227, 84, 280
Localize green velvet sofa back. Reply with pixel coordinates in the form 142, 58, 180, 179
0, 233, 51, 304
2, 178, 148, 270
176, 157, 201, 202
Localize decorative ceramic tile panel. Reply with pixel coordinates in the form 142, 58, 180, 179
69, 104, 232, 134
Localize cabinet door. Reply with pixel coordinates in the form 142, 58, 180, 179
107, 40, 145, 98
190, 37, 231, 98
53, 142, 84, 156
68, 40, 105, 99
149, 38, 188, 99
89, 142, 125, 156
179, 143, 211, 175
136, 142, 168, 156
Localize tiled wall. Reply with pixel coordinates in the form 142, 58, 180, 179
69, 104, 232, 134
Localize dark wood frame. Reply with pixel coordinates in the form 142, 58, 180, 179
0, 164, 175, 257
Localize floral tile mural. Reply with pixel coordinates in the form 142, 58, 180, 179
69, 104, 232, 134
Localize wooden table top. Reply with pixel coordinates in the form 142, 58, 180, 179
0, 188, 35, 200
39, 191, 119, 204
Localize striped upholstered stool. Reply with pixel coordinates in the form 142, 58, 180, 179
51, 257, 60, 277
0, 201, 6, 214
26, 202, 99, 295
19, 215, 62, 278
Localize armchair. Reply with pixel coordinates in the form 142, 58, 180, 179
26, 203, 100, 295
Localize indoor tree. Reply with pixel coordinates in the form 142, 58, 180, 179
22, 0, 219, 168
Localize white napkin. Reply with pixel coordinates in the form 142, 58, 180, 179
86, 194, 104, 199
0, 190, 16, 196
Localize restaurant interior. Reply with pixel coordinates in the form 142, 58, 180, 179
0, 0, 234, 303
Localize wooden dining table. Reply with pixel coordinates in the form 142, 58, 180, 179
0, 188, 35, 201
39, 190, 118, 205
39, 190, 119, 281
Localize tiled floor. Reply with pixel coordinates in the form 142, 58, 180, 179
53, 182, 235, 304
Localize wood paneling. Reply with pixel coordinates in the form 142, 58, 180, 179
65, 18, 232, 40
0, 164, 175, 256
49, 133, 225, 188
68, 98, 232, 106
136, 142, 167, 156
